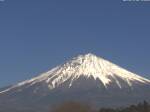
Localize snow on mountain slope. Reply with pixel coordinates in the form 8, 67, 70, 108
0, 53, 150, 94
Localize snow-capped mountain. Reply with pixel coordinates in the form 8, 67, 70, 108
0, 53, 150, 112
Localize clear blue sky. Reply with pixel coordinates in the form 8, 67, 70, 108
0, 0, 150, 87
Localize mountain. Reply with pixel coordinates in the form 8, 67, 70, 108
0, 53, 150, 112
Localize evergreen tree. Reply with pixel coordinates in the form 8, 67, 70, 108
143, 101, 149, 112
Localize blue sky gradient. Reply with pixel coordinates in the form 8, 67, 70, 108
0, 0, 150, 87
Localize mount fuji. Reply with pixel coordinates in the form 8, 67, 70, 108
0, 53, 150, 112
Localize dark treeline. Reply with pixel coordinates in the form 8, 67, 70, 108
52, 101, 150, 112
99, 101, 149, 112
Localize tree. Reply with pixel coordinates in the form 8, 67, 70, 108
143, 101, 149, 112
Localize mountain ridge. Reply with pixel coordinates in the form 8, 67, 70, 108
0, 53, 150, 94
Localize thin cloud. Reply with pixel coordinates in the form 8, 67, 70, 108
0, 0, 5, 2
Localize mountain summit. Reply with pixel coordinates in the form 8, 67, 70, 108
0, 53, 150, 112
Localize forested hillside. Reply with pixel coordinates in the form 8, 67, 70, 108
52, 101, 150, 112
